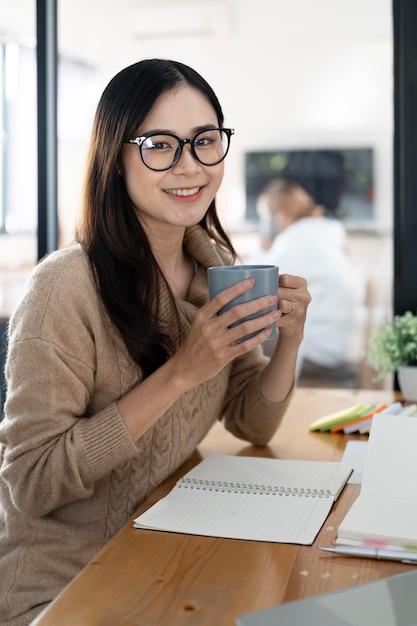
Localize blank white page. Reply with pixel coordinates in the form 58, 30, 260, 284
362, 414, 417, 498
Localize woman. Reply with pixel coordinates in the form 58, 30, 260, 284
0, 59, 310, 625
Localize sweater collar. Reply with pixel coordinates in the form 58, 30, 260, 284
157, 225, 231, 319
183, 224, 230, 270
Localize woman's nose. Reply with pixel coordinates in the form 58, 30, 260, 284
172, 143, 203, 173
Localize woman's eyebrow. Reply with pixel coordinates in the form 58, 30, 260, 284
138, 124, 219, 137
193, 124, 218, 133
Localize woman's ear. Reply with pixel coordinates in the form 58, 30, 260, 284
311, 204, 325, 217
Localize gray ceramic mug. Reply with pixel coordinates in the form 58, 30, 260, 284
208, 265, 279, 342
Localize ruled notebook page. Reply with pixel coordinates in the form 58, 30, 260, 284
133, 454, 352, 545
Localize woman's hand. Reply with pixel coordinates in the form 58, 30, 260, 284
259, 273, 311, 403
171, 278, 282, 389
275, 273, 311, 341
118, 273, 310, 441
117, 278, 278, 442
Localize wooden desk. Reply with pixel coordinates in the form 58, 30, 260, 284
33, 387, 410, 626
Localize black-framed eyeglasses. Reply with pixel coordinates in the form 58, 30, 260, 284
126, 127, 235, 172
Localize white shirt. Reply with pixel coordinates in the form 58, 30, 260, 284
247, 217, 357, 368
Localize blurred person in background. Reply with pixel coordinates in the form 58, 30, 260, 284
247, 178, 358, 383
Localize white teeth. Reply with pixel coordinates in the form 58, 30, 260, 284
164, 187, 200, 197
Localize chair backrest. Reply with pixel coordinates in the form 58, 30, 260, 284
0, 319, 8, 420
357, 275, 393, 389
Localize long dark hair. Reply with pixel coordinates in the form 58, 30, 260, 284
76, 59, 235, 378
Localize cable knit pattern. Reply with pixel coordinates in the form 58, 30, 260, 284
0, 225, 293, 626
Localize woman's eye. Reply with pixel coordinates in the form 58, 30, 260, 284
150, 141, 172, 150
195, 137, 213, 147
142, 136, 175, 151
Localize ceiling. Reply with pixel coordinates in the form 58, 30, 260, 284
0, 0, 233, 71
0, 0, 391, 69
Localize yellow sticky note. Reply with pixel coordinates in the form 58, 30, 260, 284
309, 404, 365, 432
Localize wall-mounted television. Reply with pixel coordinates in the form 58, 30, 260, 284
244, 147, 374, 226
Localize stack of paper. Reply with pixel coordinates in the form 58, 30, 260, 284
336, 413, 417, 551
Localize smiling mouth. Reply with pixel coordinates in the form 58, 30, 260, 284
164, 187, 201, 197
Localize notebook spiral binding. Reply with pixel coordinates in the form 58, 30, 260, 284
178, 477, 332, 498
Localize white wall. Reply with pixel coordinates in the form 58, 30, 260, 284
55, 0, 393, 241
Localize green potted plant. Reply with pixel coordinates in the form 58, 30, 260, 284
366, 311, 417, 401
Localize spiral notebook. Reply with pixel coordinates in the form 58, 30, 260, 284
133, 454, 352, 545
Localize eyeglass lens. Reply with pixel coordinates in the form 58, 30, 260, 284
140, 128, 230, 170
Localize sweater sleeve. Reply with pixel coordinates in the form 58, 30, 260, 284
221, 347, 294, 446
0, 251, 138, 518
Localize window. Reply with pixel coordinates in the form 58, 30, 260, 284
1, 41, 37, 234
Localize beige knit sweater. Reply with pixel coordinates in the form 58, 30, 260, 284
0, 225, 292, 626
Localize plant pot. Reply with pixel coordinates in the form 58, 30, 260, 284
397, 366, 417, 402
